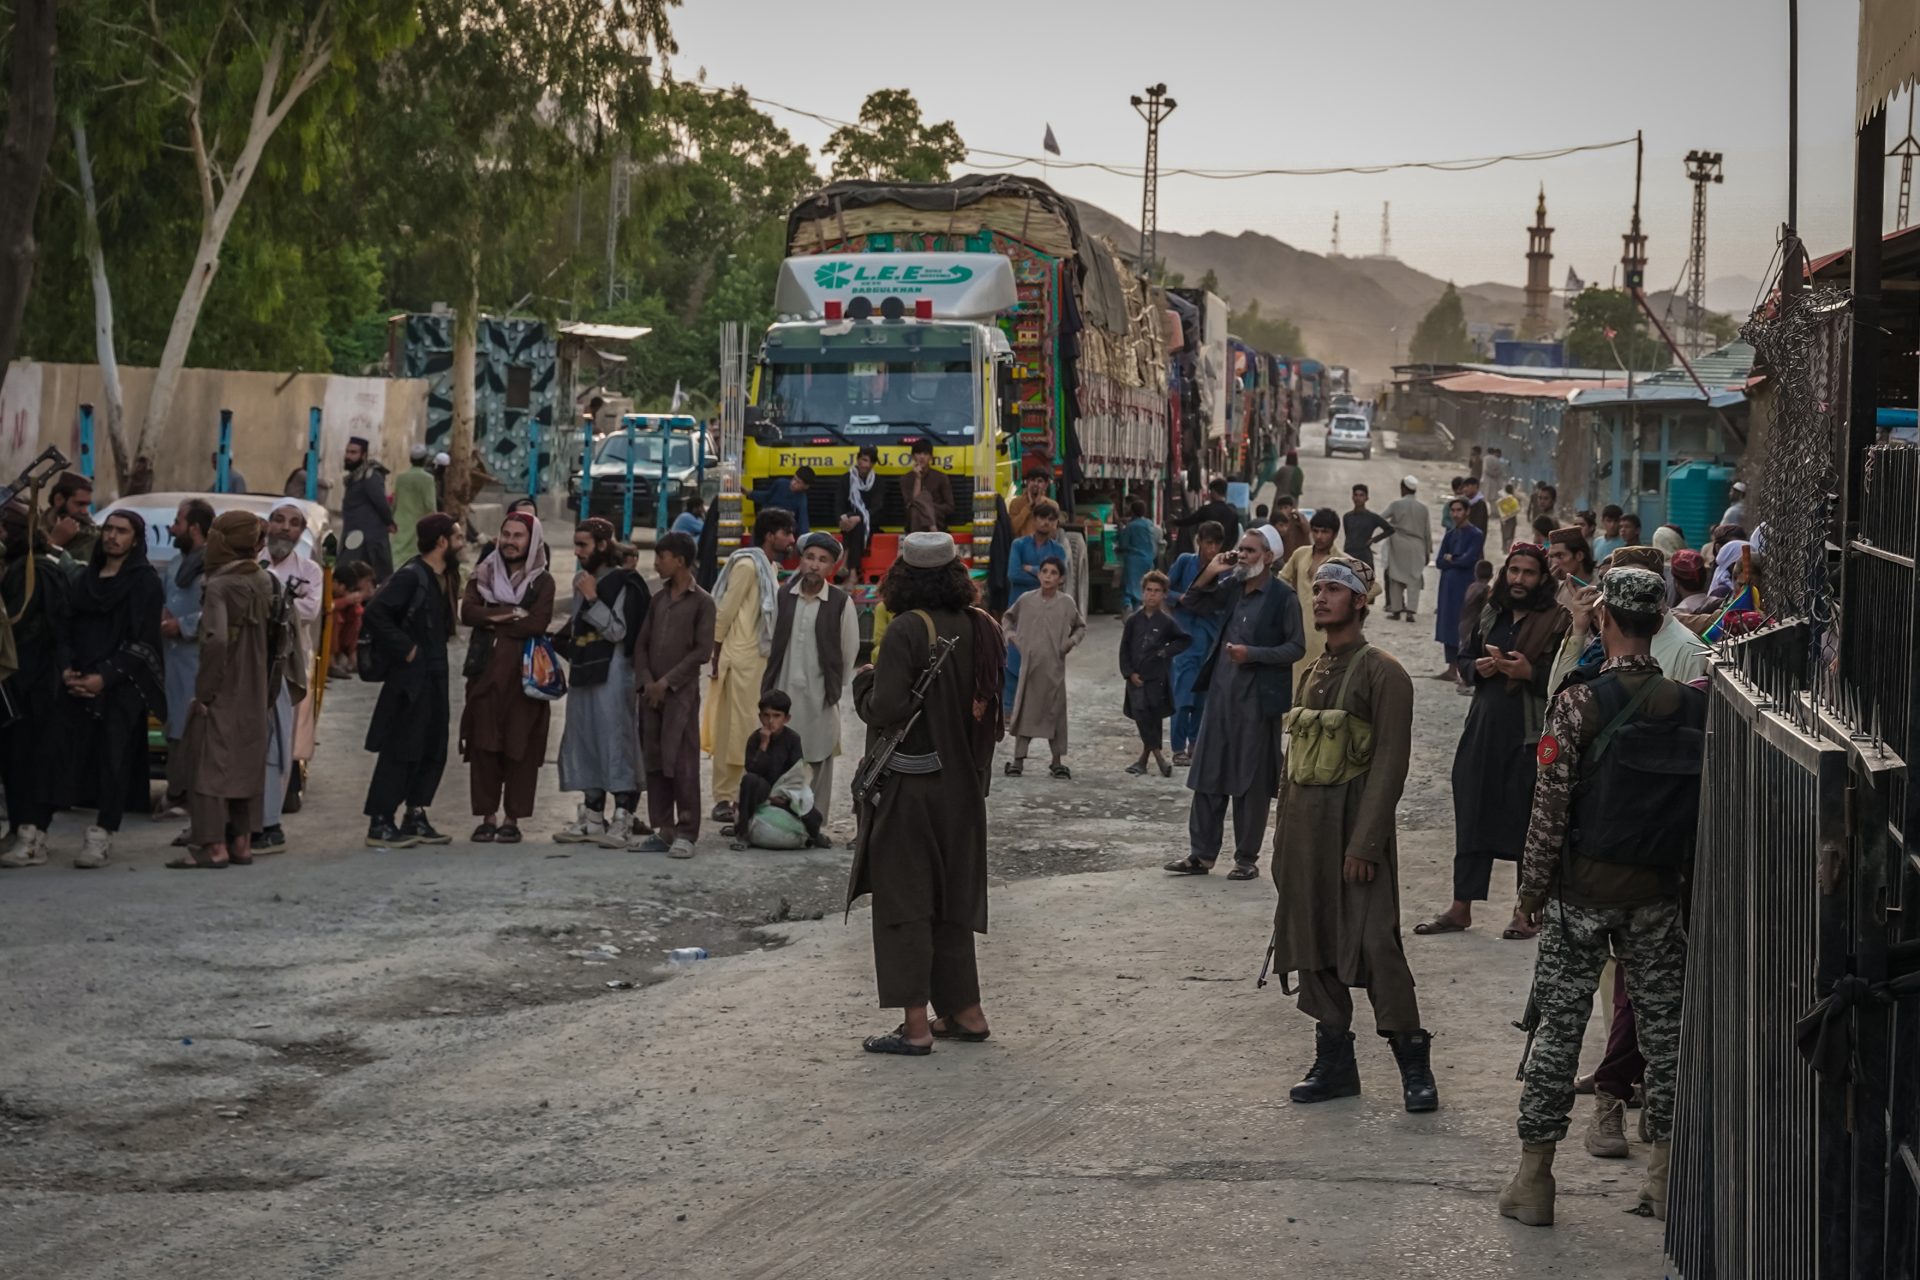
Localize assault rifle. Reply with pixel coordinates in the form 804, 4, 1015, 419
850, 633, 957, 805
0, 446, 69, 511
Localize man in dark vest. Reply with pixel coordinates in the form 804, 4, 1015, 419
757, 532, 859, 843
1500, 566, 1703, 1229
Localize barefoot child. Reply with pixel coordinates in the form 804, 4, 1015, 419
1003, 558, 1086, 779
1119, 570, 1190, 776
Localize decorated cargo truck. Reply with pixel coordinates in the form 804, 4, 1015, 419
752, 176, 1172, 592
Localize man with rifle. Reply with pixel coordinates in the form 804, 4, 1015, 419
1500, 566, 1703, 1228
846, 531, 1004, 1057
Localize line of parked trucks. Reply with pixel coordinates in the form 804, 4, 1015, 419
613, 174, 1337, 603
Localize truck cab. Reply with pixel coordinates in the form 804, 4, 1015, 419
742, 253, 1019, 574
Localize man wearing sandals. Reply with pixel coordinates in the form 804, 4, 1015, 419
850, 533, 1003, 1056
1163, 526, 1305, 883
1269, 557, 1437, 1111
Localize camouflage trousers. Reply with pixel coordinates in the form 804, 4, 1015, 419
1517, 897, 1686, 1144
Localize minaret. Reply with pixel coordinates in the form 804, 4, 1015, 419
1522, 186, 1554, 340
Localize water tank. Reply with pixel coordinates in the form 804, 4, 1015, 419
1665, 460, 1734, 547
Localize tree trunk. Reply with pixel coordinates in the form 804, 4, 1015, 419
448, 256, 480, 520
0, 0, 59, 397
133, 29, 332, 464
72, 115, 128, 490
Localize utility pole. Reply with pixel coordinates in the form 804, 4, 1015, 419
1890, 94, 1920, 228
1330, 211, 1341, 257
1130, 84, 1176, 280
1379, 202, 1392, 259
1622, 131, 1646, 513
1683, 150, 1724, 356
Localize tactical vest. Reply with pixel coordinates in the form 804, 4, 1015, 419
1568, 672, 1708, 868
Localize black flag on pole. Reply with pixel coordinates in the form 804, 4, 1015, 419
1043, 124, 1061, 156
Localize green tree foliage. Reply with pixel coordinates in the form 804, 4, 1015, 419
823, 89, 964, 183
1407, 283, 1474, 364
1229, 298, 1305, 356
1563, 287, 1668, 370
1196, 268, 1221, 295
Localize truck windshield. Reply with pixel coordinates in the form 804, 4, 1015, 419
593, 434, 697, 470
760, 355, 983, 445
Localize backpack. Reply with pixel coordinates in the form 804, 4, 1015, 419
1568, 674, 1708, 868
357, 563, 429, 683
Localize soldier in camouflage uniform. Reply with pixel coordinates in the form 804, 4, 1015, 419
1498, 566, 1705, 1228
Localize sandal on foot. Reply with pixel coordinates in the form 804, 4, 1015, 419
471, 822, 499, 843
166, 853, 228, 869
1003, 759, 1025, 777
1163, 857, 1212, 875
1159, 759, 1174, 778
1171, 751, 1192, 767
1125, 762, 1146, 776
1413, 916, 1468, 935
227, 851, 254, 866
930, 1018, 991, 1043
1501, 924, 1538, 940
862, 1033, 932, 1057
1049, 763, 1072, 780
494, 825, 523, 845
1226, 864, 1260, 881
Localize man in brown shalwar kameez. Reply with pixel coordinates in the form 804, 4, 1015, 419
459, 512, 557, 843
848, 532, 1004, 1056
172, 512, 273, 869
636, 531, 716, 858
1270, 557, 1439, 1112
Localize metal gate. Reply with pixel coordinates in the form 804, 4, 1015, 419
1667, 439, 1920, 1279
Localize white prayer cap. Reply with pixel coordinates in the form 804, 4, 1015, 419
1402, 475, 1420, 490
434, 451, 451, 467
1256, 524, 1285, 557
900, 531, 957, 568
409, 443, 430, 462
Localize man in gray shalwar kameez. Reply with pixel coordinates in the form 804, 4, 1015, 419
1380, 477, 1432, 623
159, 498, 213, 817
555, 519, 651, 848
1163, 525, 1305, 882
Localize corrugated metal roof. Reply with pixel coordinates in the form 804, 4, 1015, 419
1434, 372, 1627, 400
558, 322, 652, 342
1642, 341, 1755, 390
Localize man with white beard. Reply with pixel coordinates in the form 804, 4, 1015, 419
1162, 525, 1307, 882
255, 502, 324, 853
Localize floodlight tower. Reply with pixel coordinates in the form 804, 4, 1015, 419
1131, 84, 1176, 280
1683, 149, 1724, 356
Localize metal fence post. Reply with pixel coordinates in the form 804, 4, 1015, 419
217, 409, 233, 494
306, 407, 321, 503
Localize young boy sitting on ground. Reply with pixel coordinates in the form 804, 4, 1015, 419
722, 689, 827, 850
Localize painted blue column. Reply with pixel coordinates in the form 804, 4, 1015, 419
77, 404, 96, 501
621, 416, 636, 538
526, 411, 541, 500
217, 409, 233, 494
306, 407, 321, 502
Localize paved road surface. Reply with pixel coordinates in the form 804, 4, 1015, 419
1, 425, 1665, 1277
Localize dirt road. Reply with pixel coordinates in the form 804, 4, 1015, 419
1, 426, 1664, 1277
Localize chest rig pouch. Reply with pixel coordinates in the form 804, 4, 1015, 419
1283, 645, 1374, 786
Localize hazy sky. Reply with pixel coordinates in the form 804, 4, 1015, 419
669, 0, 1875, 300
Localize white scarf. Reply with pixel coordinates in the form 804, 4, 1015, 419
847, 466, 876, 526
717, 546, 779, 655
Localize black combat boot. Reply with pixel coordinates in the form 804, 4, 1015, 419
1289, 1024, 1361, 1103
1385, 1028, 1440, 1112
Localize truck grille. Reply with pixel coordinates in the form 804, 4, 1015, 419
752, 474, 977, 531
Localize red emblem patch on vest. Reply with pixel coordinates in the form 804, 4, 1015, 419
1537, 734, 1560, 766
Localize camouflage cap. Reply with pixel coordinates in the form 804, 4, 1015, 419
1601, 565, 1665, 615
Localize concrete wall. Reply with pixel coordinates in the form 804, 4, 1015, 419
0, 361, 431, 506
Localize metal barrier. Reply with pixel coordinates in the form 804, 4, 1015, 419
1667, 628, 1849, 1280
1670, 440, 1920, 1278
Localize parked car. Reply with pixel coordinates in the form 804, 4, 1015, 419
567, 416, 716, 539
1325, 413, 1373, 460
95, 491, 333, 781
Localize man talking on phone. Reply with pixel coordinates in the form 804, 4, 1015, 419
1415, 543, 1569, 939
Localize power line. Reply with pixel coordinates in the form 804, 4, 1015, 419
698, 84, 1639, 182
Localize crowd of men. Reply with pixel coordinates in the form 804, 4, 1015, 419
0, 431, 1737, 1232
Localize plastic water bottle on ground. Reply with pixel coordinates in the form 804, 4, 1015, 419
667, 947, 708, 964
